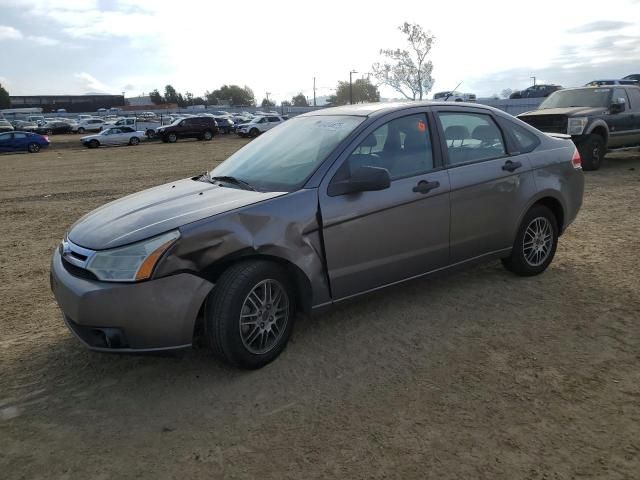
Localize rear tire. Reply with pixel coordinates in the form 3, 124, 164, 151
578, 134, 605, 171
27, 143, 40, 153
502, 205, 558, 276
203, 130, 213, 141
204, 261, 295, 369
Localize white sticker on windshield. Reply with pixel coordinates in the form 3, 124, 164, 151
594, 89, 609, 93
315, 120, 347, 131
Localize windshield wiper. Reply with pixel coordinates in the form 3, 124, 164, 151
208, 174, 256, 191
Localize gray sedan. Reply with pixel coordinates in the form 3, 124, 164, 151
51, 101, 584, 369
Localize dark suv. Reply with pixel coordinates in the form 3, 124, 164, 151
510, 84, 561, 99
518, 85, 640, 170
156, 116, 218, 143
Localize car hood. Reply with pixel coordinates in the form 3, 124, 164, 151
68, 178, 286, 250
519, 106, 607, 117
80, 134, 100, 141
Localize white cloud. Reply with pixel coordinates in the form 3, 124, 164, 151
73, 72, 112, 93
27, 35, 60, 46
0, 25, 23, 40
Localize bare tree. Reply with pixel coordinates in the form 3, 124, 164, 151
501, 88, 513, 99
372, 22, 435, 100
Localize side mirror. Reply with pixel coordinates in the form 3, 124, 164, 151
328, 166, 391, 196
611, 98, 626, 113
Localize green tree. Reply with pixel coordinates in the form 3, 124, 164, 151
372, 22, 435, 100
164, 84, 179, 104
291, 93, 308, 106
261, 98, 275, 108
206, 85, 255, 106
326, 78, 380, 106
149, 89, 163, 104
0, 83, 10, 109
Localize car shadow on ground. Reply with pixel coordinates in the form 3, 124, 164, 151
1, 256, 594, 425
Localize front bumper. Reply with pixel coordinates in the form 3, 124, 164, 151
50, 249, 214, 352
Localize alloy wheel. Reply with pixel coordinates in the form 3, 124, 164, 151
522, 217, 553, 267
239, 279, 289, 355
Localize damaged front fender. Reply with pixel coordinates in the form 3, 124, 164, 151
154, 189, 331, 311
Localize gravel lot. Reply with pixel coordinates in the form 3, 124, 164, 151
1, 134, 639, 479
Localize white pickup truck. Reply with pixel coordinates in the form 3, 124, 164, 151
105, 117, 164, 138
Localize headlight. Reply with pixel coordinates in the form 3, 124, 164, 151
86, 230, 179, 282
567, 117, 588, 135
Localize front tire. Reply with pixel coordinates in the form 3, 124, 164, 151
77, 127, 85, 134
502, 205, 558, 276
89, 139, 100, 149
167, 133, 177, 143
129, 137, 140, 146
250, 128, 260, 138
578, 133, 605, 171
204, 261, 295, 369
203, 130, 213, 141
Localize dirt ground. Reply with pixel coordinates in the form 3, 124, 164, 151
1, 134, 639, 479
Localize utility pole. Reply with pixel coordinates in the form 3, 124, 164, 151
531, 76, 536, 86
265, 91, 271, 106
349, 70, 358, 105
313, 77, 316, 107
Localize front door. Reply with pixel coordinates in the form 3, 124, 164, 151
319, 112, 451, 300
433, 108, 538, 263
607, 87, 635, 147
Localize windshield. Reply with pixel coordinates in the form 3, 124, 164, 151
211, 115, 364, 192
539, 88, 611, 109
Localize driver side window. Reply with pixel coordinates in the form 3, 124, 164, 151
335, 114, 434, 182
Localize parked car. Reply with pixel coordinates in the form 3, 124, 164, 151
27, 115, 45, 126
236, 115, 285, 137
105, 117, 162, 138
433, 91, 477, 102
214, 116, 235, 134
50, 101, 584, 368
72, 118, 106, 134
155, 116, 218, 143
81, 126, 146, 148
10, 120, 38, 131
584, 79, 638, 86
0, 120, 15, 133
510, 85, 561, 99
34, 121, 73, 135
518, 85, 640, 170
0, 131, 50, 153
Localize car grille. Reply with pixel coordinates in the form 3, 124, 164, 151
61, 257, 98, 280
519, 115, 568, 134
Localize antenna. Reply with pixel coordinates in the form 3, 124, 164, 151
444, 82, 463, 101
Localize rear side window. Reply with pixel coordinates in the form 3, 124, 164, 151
437, 112, 506, 165
500, 120, 540, 154
268, 116, 281, 122
13, 133, 27, 139
625, 88, 640, 110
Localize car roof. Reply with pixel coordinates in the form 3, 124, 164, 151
298, 101, 499, 118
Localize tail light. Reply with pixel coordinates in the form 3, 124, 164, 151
44, 135, 50, 142
571, 148, 582, 169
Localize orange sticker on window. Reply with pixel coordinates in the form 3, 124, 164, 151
417, 120, 426, 132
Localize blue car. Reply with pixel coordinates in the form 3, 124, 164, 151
0, 131, 50, 153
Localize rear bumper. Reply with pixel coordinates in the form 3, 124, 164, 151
50, 249, 214, 352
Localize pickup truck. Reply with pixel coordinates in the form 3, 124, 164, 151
518, 85, 640, 170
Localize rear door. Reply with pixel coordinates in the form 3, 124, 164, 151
607, 87, 635, 147
623, 87, 640, 145
319, 110, 451, 299
433, 106, 538, 263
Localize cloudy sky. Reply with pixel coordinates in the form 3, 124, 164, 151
1, 0, 640, 102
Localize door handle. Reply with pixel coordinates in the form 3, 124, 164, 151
502, 160, 522, 172
412, 180, 440, 194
